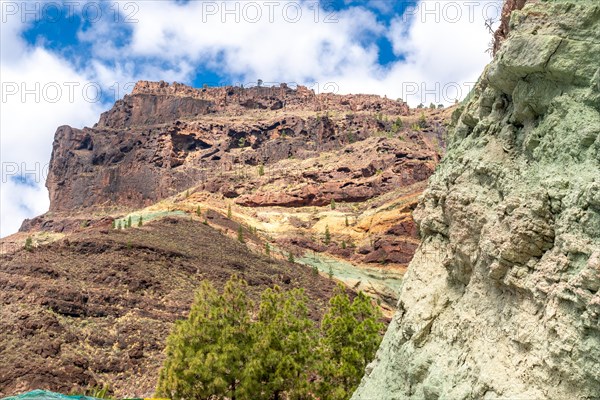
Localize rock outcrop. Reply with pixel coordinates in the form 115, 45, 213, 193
353, 1, 600, 398
45, 83, 415, 212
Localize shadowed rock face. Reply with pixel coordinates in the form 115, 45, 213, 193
40, 81, 449, 273
353, 1, 600, 399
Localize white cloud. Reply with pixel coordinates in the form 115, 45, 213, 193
89, 0, 500, 103
0, 10, 105, 237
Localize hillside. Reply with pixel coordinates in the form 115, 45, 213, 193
17, 82, 453, 309
0, 216, 339, 397
1, 82, 452, 396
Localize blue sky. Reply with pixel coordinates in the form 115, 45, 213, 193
0, 0, 501, 236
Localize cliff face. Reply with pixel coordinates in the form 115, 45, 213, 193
353, 1, 600, 399
45, 83, 415, 212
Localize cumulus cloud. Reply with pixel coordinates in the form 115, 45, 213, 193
98, 0, 500, 102
0, 4, 104, 236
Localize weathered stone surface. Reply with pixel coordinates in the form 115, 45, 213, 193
353, 1, 600, 399
37, 81, 449, 274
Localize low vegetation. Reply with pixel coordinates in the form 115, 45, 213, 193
156, 276, 383, 400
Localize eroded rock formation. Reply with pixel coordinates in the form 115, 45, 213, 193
45, 83, 415, 212
37, 82, 449, 276
353, 1, 600, 398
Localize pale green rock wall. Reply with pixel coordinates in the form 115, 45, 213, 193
352, 1, 600, 399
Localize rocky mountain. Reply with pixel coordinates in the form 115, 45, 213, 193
1, 80, 451, 395
46, 81, 415, 212
20, 81, 451, 308
353, 1, 600, 398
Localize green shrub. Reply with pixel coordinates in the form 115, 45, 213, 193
391, 117, 404, 133
237, 225, 244, 243
157, 279, 382, 400
418, 112, 427, 129
24, 237, 33, 252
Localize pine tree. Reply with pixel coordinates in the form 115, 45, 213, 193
258, 164, 265, 176
265, 243, 271, 257
138, 216, 143, 227
237, 225, 245, 243
127, 216, 132, 228
196, 206, 201, 217
218, 277, 254, 400
243, 287, 316, 400
156, 281, 221, 400
316, 286, 384, 400
330, 199, 336, 210
342, 241, 347, 249
117, 221, 122, 230
288, 252, 295, 263
111, 220, 115, 229
156, 277, 253, 400
227, 204, 232, 219
345, 216, 349, 227
324, 225, 331, 245
156, 279, 384, 400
